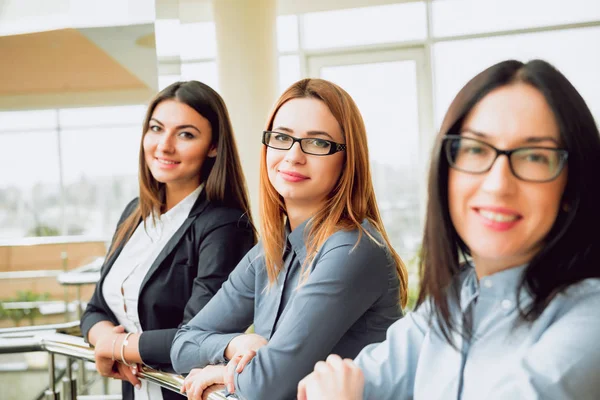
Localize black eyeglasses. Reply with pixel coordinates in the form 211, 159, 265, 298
262, 131, 346, 156
443, 135, 568, 182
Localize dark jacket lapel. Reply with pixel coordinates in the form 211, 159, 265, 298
138, 190, 211, 296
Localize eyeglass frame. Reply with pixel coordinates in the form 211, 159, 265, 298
262, 130, 347, 156
442, 134, 569, 183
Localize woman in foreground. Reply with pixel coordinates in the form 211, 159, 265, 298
298, 59, 600, 400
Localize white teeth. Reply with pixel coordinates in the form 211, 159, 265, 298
479, 210, 519, 222
157, 159, 177, 165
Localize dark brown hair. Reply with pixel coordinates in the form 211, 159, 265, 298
109, 81, 255, 256
418, 60, 600, 346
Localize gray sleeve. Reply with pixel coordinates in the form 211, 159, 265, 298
170, 247, 258, 374
233, 237, 393, 400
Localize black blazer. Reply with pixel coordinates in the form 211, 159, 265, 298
80, 191, 255, 400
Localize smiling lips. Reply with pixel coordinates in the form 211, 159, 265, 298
155, 157, 180, 169
473, 206, 523, 232
279, 170, 309, 182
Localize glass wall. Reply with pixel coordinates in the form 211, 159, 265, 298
4, 0, 599, 255
0, 107, 142, 239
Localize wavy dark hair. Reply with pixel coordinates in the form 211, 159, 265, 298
108, 81, 256, 257
417, 59, 600, 346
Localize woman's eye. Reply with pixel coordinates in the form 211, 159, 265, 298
274, 134, 291, 142
179, 131, 195, 139
524, 152, 550, 164
149, 125, 161, 132
461, 145, 487, 155
308, 139, 330, 148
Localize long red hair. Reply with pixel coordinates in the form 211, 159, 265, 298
259, 78, 408, 307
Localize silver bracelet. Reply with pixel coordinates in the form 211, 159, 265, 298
120, 332, 135, 367
111, 335, 119, 361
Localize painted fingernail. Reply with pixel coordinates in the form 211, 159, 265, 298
135, 384, 141, 390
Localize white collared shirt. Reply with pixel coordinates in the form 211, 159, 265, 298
103, 184, 203, 400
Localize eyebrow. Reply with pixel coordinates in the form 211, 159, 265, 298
272, 126, 335, 141
150, 118, 201, 133
461, 129, 560, 146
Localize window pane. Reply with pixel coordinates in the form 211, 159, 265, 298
278, 55, 301, 93
0, 110, 57, 131
0, 131, 61, 238
155, 19, 180, 57
277, 15, 299, 52
181, 62, 219, 90
433, 0, 600, 37
303, 3, 427, 50
180, 22, 217, 60
59, 105, 146, 128
319, 61, 422, 258
60, 127, 140, 237
434, 27, 600, 127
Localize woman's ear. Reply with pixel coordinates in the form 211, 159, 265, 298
208, 144, 217, 158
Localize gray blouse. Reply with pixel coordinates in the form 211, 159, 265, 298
170, 219, 403, 399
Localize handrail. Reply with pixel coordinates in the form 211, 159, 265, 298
0, 270, 63, 280
0, 235, 108, 247
0, 320, 81, 337
1, 300, 72, 310
0, 330, 228, 400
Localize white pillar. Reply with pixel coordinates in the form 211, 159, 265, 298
213, 0, 278, 223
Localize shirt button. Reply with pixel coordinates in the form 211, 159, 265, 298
501, 299, 512, 310
482, 279, 493, 288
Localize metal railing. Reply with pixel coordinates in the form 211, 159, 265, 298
0, 322, 228, 400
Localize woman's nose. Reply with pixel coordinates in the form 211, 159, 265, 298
481, 155, 517, 195
157, 132, 175, 153
283, 141, 305, 164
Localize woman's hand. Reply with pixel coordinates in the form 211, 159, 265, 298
113, 362, 142, 389
223, 333, 268, 393
93, 325, 124, 378
93, 326, 141, 388
200, 384, 226, 400
297, 354, 364, 400
181, 365, 226, 400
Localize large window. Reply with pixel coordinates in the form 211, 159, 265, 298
434, 26, 600, 125
0, 106, 142, 239
0, 128, 61, 238
152, 0, 600, 263
432, 0, 600, 37
7, 0, 599, 253
301, 3, 427, 49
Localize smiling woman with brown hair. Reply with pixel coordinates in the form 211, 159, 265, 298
80, 80, 256, 400
171, 78, 408, 400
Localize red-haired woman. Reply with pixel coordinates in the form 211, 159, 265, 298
171, 78, 408, 400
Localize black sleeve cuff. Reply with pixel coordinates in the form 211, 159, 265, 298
138, 328, 178, 369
